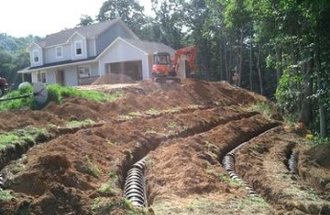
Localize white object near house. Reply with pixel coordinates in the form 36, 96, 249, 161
21, 18, 175, 86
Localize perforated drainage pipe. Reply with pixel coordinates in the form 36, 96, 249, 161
0, 173, 5, 190
288, 152, 298, 175
124, 158, 147, 207
222, 142, 257, 197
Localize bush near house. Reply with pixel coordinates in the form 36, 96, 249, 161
0, 84, 120, 111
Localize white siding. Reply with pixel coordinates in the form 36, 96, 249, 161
29, 44, 43, 67
64, 67, 78, 86
44, 44, 71, 64
70, 34, 87, 60
31, 71, 38, 83
46, 70, 57, 84
98, 40, 150, 79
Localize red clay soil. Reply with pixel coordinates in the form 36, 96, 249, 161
235, 128, 330, 214
0, 79, 328, 215
92, 73, 136, 85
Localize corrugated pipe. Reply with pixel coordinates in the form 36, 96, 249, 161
288, 152, 298, 175
0, 173, 5, 189
222, 143, 257, 197
124, 158, 147, 207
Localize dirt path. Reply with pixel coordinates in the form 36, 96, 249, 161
0, 80, 328, 215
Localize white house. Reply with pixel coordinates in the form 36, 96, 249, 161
23, 18, 175, 86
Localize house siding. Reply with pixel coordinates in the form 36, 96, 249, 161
30, 45, 43, 67
87, 39, 96, 57
98, 40, 150, 79
46, 70, 57, 84
96, 22, 134, 55
44, 44, 71, 64
64, 66, 78, 86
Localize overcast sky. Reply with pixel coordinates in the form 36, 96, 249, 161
0, 0, 152, 38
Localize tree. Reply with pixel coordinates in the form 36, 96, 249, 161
97, 0, 146, 36
78, 15, 94, 26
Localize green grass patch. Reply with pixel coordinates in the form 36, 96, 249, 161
0, 127, 48, 149
0, 190, 14, 201
91, 197, 114, 215
98, 172, 120, 195
0, 84, 123, 111
66, 119, 96, 129
248, 102, 273, 119
218, 173, 243, 187
85, 155, 101, 178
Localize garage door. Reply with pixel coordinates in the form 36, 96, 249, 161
106, 60, 143, 81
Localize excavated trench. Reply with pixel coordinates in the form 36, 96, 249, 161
0, 123, 104, 190
118, 110, 261, 207
221, 126, 280, 197
124, 158, 147, 207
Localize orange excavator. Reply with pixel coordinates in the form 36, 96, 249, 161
152, 46, 197, 83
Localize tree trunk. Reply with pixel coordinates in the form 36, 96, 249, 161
224, 40, 229, 81
299, 59, 312, 127
315, 36, 326, 137
255, 47, 264, 95
238, 28, 244, 86
249, 37, 253, 91
219, 40, 223, 80
275, 45, 282, 82
229, 43, 233, 83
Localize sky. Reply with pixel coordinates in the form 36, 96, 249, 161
0, 0, 152, 38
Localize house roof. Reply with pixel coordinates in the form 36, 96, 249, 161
124, 39, 176, 55
35, 18, 123, 47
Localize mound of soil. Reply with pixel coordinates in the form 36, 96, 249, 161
307, 144, 330, 169
92, 73, 136, 85
2, 79, 326, 214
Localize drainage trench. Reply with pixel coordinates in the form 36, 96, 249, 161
288, 150, 298, 175
119, 111, 262, 206
221, 126, 280, 197
222, 143, 257, 196
124, 158, 147, 207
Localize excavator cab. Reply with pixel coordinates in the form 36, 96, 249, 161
152, 52, 176, 78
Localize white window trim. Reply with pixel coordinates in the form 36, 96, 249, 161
55, 46, 63, 58
33, 49, 39, 63
77, 65, 91, 79
74, 40, 83, 57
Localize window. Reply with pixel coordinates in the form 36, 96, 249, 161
33, 49, 39, 63
37, 71, 46, 83
75, 41, 83, 56
78, 66, 90, 78
56, 46, 63, 58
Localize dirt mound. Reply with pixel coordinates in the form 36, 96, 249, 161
0, 110, 64, 132
2, 80, 314, 214
307, 144, 330, 169
92, 73, 136, 85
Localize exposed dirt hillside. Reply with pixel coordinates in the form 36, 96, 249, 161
0, 79, 329, 215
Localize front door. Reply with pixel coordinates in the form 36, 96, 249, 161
56, 70, 65, 85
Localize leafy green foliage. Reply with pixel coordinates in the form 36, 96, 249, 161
0, 127, 48, 149
97, 0, 146, 37
0, 190, 14, 201
0, 84, 122, 111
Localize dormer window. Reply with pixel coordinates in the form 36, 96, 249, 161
56, 46, 63, 58
33, 49, 39, 63
75, 41, 83, 56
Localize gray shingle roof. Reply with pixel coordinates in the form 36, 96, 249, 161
124, 39, 175, 55
36, 18, 121, 47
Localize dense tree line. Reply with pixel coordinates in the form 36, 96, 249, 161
0, 34, 36, 87
94, 0, 330, 136
1, 0, 329, 136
